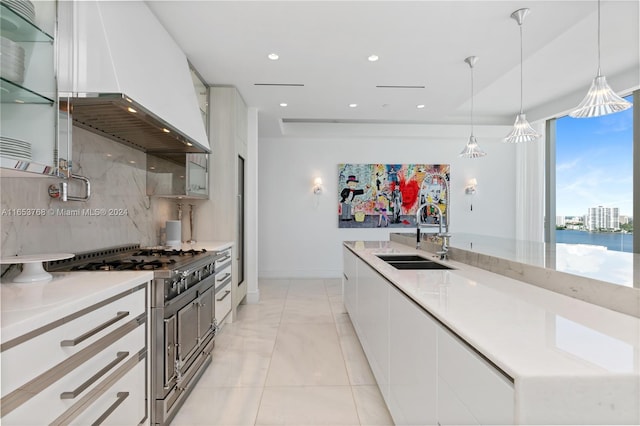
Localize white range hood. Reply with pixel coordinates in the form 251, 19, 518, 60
58, 0, 209, 153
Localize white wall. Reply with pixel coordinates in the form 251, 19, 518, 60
258, 126, 517, 278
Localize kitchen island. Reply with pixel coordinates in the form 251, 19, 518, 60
344, 240, 640, 425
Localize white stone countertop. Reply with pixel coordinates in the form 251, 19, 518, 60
345, 240, 640, 424
1, 271, 152, 343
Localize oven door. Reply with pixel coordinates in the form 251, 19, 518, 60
177, 299, 199, 368
198, 285, 215, 342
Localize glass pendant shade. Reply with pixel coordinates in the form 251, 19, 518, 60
504, 8, 540, 143
459, 135, 486, 158
503, 113, 540, 143
459, 56, 486, 158
569, 74, 632, 118
570, 0, 632, 118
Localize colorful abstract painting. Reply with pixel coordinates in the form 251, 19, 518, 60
338, 164, 450, 229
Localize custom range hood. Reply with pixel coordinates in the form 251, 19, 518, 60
59, 1, 210, 154
68, 94, 208, 153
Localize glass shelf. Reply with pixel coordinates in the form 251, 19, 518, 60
0, 3, 53, 42
0, 78, 54, 104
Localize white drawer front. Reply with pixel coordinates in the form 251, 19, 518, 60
215, 248, 232, 269
215, 264, 232, 288
1, 288, 145, 398
437, 327, 514, 425
2, 324, 144, 425
215, 281, 232, 323
69, 358, 145, 426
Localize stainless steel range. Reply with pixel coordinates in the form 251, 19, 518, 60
48, 244, 229, 426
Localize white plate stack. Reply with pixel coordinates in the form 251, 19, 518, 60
1, 36, 25, 85
0, 136, 32, 161
1, 0, 35, 25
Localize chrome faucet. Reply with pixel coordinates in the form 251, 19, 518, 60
416, 202, 450, 260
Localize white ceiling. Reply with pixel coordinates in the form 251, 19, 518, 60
146, 1, 639, 138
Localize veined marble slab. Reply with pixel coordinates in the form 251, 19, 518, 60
345, 240, 640, 424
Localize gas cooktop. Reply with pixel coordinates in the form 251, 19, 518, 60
47, 244, 215, 276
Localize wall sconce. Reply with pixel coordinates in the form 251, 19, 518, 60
313, 177, 323, 195
465, 178, 477, 195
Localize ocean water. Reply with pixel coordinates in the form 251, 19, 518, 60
556, 229, 633, 253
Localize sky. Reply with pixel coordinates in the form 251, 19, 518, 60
556, 96, 634, 217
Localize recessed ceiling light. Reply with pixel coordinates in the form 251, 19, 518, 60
368, 54, 379, 62
417, 104, 426, 109
280, 103, 288, 107
162, 128, 170, 133
129, 160, 136, 164
268, 53, 279, 60
127, 107, 137, 113
349, 103, 358, 108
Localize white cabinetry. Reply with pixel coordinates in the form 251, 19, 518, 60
0, 284, 148, 425
357, 260, 390, 400
0, 1, 62, 176
343, 248, 357, 315
343, 246, 514, 426
389, 285, 438, 425
206, 87, 248, 318
437, 326, 514, 425
214, 247, 233, 326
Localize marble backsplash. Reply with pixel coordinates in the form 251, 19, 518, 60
1, 126, 177, 256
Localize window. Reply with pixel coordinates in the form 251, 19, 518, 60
554, 95, 633, 253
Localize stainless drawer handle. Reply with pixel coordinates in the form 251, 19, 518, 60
60, 352, 129, 399
91, 391, 129, 426
216, 290, 231, 302
216, 273, 231, 282
218, 255, 231, 263
61, 311, 129, 347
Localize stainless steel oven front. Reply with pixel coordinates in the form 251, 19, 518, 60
150, 256, 219, 425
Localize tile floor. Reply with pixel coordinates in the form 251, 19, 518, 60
170, 278, 394, 426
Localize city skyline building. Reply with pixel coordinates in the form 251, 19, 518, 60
586, 206, 620, 231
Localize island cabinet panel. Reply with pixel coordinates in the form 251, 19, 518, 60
343, 248, 358, 316
437, 326, 515, 425
437, 375, 479, 425
342, 245, 515, 426
357, 260, 390, 400
388, 285, 438, 426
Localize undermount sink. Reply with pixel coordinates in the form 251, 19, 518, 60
375, 255, 454, 270
375, 254, 430, 262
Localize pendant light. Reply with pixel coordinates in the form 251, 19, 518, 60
460, 56, 487, 158
503, 8, 540, 143
569, 0, 631, 118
